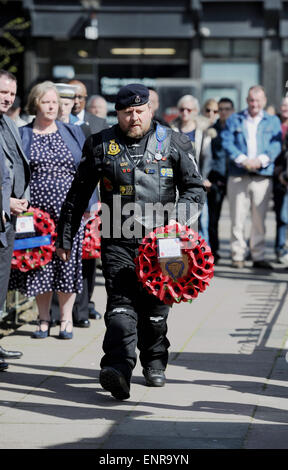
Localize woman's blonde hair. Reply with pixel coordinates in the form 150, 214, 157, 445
202, 98, 218, 113
26, 81, 61, 115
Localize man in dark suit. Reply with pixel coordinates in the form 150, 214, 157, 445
0, 69, 30, 370
50, 79, 108, 328
68, 79, 108, 137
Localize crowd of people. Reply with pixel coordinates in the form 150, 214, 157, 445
0, 70, 287, 400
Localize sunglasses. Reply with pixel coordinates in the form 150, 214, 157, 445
205, 108, 218, 113
179, 107, 194, 113
218, 106, 232, 112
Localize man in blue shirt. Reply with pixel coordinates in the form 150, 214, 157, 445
222, 85, 282, 269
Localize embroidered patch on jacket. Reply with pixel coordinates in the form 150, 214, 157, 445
120, 185, 135, 196
160, 168, 173, 177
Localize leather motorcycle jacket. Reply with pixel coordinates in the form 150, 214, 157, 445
56, 121, 206, 249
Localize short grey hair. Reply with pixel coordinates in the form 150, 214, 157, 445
177, 94, 200, 113
86, 94, 107, 108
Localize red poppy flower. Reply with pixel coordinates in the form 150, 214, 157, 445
11, 207, 56, 272
82, 208, 102, 259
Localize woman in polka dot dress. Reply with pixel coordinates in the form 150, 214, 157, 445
9, 81, 87, 339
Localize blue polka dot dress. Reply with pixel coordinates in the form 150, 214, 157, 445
9, 130, 84, 296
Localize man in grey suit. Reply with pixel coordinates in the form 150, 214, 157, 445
0, 70, 30, 370
0, 146, 12, 371
0, 149, 9, 233
0, 145, 12, 306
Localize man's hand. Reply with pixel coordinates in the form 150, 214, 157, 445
56, 248, 71, 262
203, 179, 212, 191
242, 158, 262, 171
10, 198, 29, 215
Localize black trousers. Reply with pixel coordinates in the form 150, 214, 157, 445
50, 258, 96, 323
100, 239, 170, 381
72, 258, 97, 321
0, 223, 15, 310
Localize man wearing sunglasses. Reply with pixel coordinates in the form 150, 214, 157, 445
68, 79, 108, 138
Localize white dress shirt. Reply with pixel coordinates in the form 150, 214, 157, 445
74, 109, 85, 125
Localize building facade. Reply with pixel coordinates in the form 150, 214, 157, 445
1, 0, 288, 123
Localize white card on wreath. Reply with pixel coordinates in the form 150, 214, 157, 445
16, 214, 35, 234
157, 238, 181, 259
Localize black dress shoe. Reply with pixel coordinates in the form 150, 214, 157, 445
89, 307, 102, 320
253, 260, 273, 269
0, 346, 23, 359
0, 359, 9, 371
99, 367, 130, 400
143, 368, 166, 387
73, 319, 90, 328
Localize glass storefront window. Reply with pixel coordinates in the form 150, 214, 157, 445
202, 62, 260, 110
202, 39, 230, 57
233, 40, 260, 57
35, 39, 96, 60
202, 39, 260, 58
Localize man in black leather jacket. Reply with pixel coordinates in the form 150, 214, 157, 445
56, 83, 205, 400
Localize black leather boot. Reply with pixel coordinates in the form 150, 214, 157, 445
143, 368, 166, 387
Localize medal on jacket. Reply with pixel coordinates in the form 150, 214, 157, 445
153, 124, 168, 162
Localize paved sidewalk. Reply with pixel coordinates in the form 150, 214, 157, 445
1, 202, 288, 450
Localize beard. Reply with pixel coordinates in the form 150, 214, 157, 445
123, 121, 151, 139
126, 127, 144, 139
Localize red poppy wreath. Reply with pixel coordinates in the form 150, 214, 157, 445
135, 223, 214, 305
82, 204, 102, 259
11, 207, 57, 272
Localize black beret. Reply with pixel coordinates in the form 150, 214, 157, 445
115, 83, 149, 111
